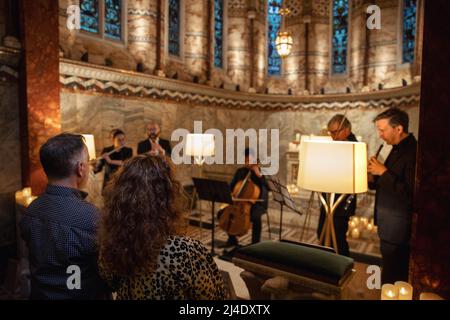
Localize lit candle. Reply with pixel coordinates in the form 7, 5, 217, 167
349, 220, 356, 229
419, 292, 444, 300
395, 281, 413, 300
22, 187, 32, 198
25, 196, 36, 207
361, 217, 368, 227
381, 284, 398, 300
295, 133, 300, 141
352, 216, 360, 226
351, 228, 360, 239
367, 223, 374, 231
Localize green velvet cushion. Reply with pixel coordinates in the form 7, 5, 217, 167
234, 241, 354, 285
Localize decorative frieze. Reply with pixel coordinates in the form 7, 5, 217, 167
59, 59, 420, 111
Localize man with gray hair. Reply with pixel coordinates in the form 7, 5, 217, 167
20, 133, 111, 299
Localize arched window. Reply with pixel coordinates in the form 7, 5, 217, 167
80, 0, 100, 34
214, 0, 225, 68
267, 0, 282, 76
331, 0, 349, 75
104, 0, 122, 40
168, 0, 181, 56
402, 0, 417, 64
80, 0, 124, 41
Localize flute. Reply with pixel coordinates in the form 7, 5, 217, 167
375, 144, 384, 159
94, 145, 126, 162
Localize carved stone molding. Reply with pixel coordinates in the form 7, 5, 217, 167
59, 59, 421, 111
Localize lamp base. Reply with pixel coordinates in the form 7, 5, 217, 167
318, 193, 347, 255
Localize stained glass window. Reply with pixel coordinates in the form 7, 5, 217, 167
402, 0, 417, 64
332, 0, 349, 74
268, 0, 282, 76
80, 0, 99, 34
214, 0, 224, 68
104, 0, 122, 40
168, 0, 181, 56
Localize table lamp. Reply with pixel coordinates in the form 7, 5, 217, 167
185, 133, 215, 166
297, 140, 368, 254
81, 134, 96, 161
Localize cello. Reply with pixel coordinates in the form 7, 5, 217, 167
218, 170, 261, 236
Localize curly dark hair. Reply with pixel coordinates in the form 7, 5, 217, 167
98, 154, 188, 277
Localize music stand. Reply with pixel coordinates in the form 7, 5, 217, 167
266, 176, 302, 240
192, 178, 233, 256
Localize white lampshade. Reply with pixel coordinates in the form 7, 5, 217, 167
300, 135, 332, 147
297, 140, 368, 194
82, 134, 96, 161
185, 134, 215, 157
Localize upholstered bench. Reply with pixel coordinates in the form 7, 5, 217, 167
232, 240, 355, 300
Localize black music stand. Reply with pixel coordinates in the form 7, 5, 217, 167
192, 178, 233, 256
266, 176, 302, 240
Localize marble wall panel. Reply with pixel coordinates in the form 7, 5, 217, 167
60, 91, 420, 189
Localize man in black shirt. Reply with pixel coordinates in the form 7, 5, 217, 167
317, 114, 357, 256
222, 148, 269, 247
368, 108, 417, 284
137, 121, 172, 156
20, 133, 111, 299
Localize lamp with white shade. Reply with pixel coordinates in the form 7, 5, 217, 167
81, 134, 96, 161
185, 133, 215, 165
297, 140, 368, 254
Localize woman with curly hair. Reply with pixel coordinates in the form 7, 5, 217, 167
98, 154, 225, 300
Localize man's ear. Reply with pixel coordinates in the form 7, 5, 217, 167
75, 161, 84, 177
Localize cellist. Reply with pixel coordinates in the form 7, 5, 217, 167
220, 148, 269, 248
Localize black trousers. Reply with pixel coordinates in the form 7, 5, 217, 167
317, 211, 351, 257
380, 241, 410, 284
228, 205, 266, 245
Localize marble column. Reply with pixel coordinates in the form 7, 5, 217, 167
410, 0, 450, 300
127, 0, 157, 73
154, 0, 165, 75
227, 0, 250, 90
247, 9, 256, 91
206, 0, 213, 82
184, 0, 208, 82
19, 0, 61, 195
309, 0, 330, 93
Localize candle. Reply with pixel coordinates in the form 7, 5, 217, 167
395, 281, 413, 300
349, 220, 356, 229
381, 284, 398, 300
22, 187, 32, 198
367, 223, 374, 231
351, 228, 360, 239
295, 133, 300, 141
352, 216, 360, 226
419, 292, 444, 300
361, 217, 368, 227
25, 196, 36, 207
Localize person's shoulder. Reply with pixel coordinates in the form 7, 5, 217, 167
167, 235, 208, 253
137, 139, 148, 146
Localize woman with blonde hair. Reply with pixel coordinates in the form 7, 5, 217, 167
98, 154, 224, 299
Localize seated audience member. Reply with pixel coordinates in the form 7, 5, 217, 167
94, 129, 133, 191
98, 154, 225, 300
20, 133, 111, 299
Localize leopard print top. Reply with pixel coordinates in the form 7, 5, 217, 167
99, 235, 225, 300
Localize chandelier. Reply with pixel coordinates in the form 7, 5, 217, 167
275, 4, 293, 58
